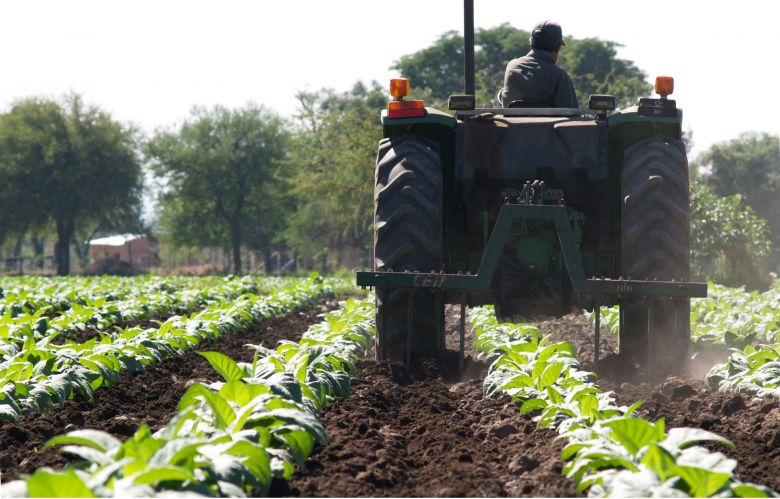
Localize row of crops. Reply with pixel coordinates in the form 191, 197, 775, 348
473, 306, 778, 497
1, 275, 777, 497
3, 296, 376, 497
0, 278, 348, 420
590, 282, 780, 400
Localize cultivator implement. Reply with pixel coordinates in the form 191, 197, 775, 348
359, 202, 707, 370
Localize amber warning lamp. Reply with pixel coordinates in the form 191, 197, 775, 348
387, 78, 425, 119
639, 75, 678, 117
655, 76, 674, 98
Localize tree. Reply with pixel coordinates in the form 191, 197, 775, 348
0, 95, 144, 275
147, 104, 290, 274
690, 181, 773, 289
282, 82, 384, 269
693, 132, 780, 268
392, 23, 652, 108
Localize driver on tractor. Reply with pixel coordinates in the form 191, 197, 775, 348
497, 20, 579, 108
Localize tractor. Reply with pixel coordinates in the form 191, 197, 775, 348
356, 0, 706, 375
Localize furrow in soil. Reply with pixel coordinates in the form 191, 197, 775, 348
280, 305, 578, 498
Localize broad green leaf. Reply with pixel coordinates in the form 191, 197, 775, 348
199, 351, 245, 381
211, 455, 251, 487
219, 380, 253, 405
732, 483, 773, 498
604, 418, 664, 456
640, 443, 677, 481
179, 383, 236, 428
279, 429, 315, 465
26, 468, 94, 498
500, 374, 534, 390
118, 425, 166, 475
531, 358, 549, 380
0, 402, 19, 421
601, 468, 688, 497
675, 465, 731, 497
538, 361, 565, 389
625, 399, 645, 417
546, 386, 564, 404
45, 430, 121, 452
662, 427, 736, 451
677, 446, 736, 474
59, 445, 113, 466
131, 466, 196, 485
259, 409, 327, 444
227, 440, 271, 490
561, 442, 583, 461
147, 437, 207, 467
566, 386, 601, 403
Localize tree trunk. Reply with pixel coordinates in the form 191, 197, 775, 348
12, 237, 24, 275
55, 218, 74, 276
231, 226, 242, 275
31, 235, 45, 270
264, 248, 272, 275
72, 237, 88, 270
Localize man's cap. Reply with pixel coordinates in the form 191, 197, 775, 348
529, 20, 565, 50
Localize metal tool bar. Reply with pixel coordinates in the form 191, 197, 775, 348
358, 204, 707, 299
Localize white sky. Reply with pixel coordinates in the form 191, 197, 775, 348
1, 0, 778, 159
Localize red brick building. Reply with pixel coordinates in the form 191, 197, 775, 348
89, 234, 158, 270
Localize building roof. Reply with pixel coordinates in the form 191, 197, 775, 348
89, 234, 145, 247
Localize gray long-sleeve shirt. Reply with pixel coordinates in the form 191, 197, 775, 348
498, 49, 579, 108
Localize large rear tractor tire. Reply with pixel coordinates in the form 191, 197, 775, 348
374, 135, 444, 362
620, 135, 691, 373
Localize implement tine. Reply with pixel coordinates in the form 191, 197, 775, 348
377, 287, 388, 361
406, 291, 413, 372
459, 292, 466, 377
594, 304, 600, 371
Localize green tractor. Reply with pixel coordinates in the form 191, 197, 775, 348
357, 1, 706, 374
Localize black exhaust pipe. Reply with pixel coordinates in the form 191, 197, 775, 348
464, 0, 475, 96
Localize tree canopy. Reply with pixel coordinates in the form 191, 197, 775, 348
0, 95, 143, 275
693, 132, 780, 266
690, 181, 773, 289
146, 104, 290, 274
281, 82, 384, 269
392, 23, 652, 108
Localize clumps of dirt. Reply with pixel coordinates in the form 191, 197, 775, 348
278, 359, 578, 498
0, 298, 344, 482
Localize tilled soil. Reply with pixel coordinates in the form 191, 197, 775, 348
539, 313, 780, 492
4, 303, 778, 495
284, 310, 779, 497
278, 360, 577, 498
0, 298, 344, 482
280, 307, 579, 498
